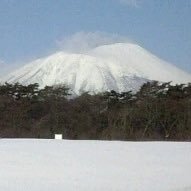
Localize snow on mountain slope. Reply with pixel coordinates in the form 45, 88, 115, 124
0, 139, 191, 191
2, 43, 191, 94
89, 43, 191, 83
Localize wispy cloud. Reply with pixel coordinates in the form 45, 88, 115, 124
56, 31, 135, 53
0, 59, 23, 77
118, 0, 140, 7
0, 60, 8, 77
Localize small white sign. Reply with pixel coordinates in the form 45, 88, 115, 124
55, 134, 63, 140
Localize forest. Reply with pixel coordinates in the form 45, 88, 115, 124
0, 81, 191, 140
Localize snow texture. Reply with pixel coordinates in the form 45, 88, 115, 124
0, 139, 191, 191
2, 43, 191, 94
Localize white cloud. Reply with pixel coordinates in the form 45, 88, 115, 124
0, 60, 23, 77
0, 60, 7, 76
118, 0, 139, 7
56, 31, 135, 53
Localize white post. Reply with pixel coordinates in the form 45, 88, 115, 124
54, 134, 63, 140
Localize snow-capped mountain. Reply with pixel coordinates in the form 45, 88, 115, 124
2, 43, 191, 94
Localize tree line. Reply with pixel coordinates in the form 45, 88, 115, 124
0, 81, 191, 140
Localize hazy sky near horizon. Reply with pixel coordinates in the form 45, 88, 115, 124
0, 0, 191, 74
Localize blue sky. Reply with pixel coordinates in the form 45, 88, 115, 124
0, 0, 191, 73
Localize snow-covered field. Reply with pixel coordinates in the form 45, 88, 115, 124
0, 139, 191, 191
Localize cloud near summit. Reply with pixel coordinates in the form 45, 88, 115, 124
56, 32, 135, 53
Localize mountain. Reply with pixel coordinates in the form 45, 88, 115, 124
2, 43, 191, 94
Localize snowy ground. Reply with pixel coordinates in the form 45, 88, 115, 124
0, 139, 191, 191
